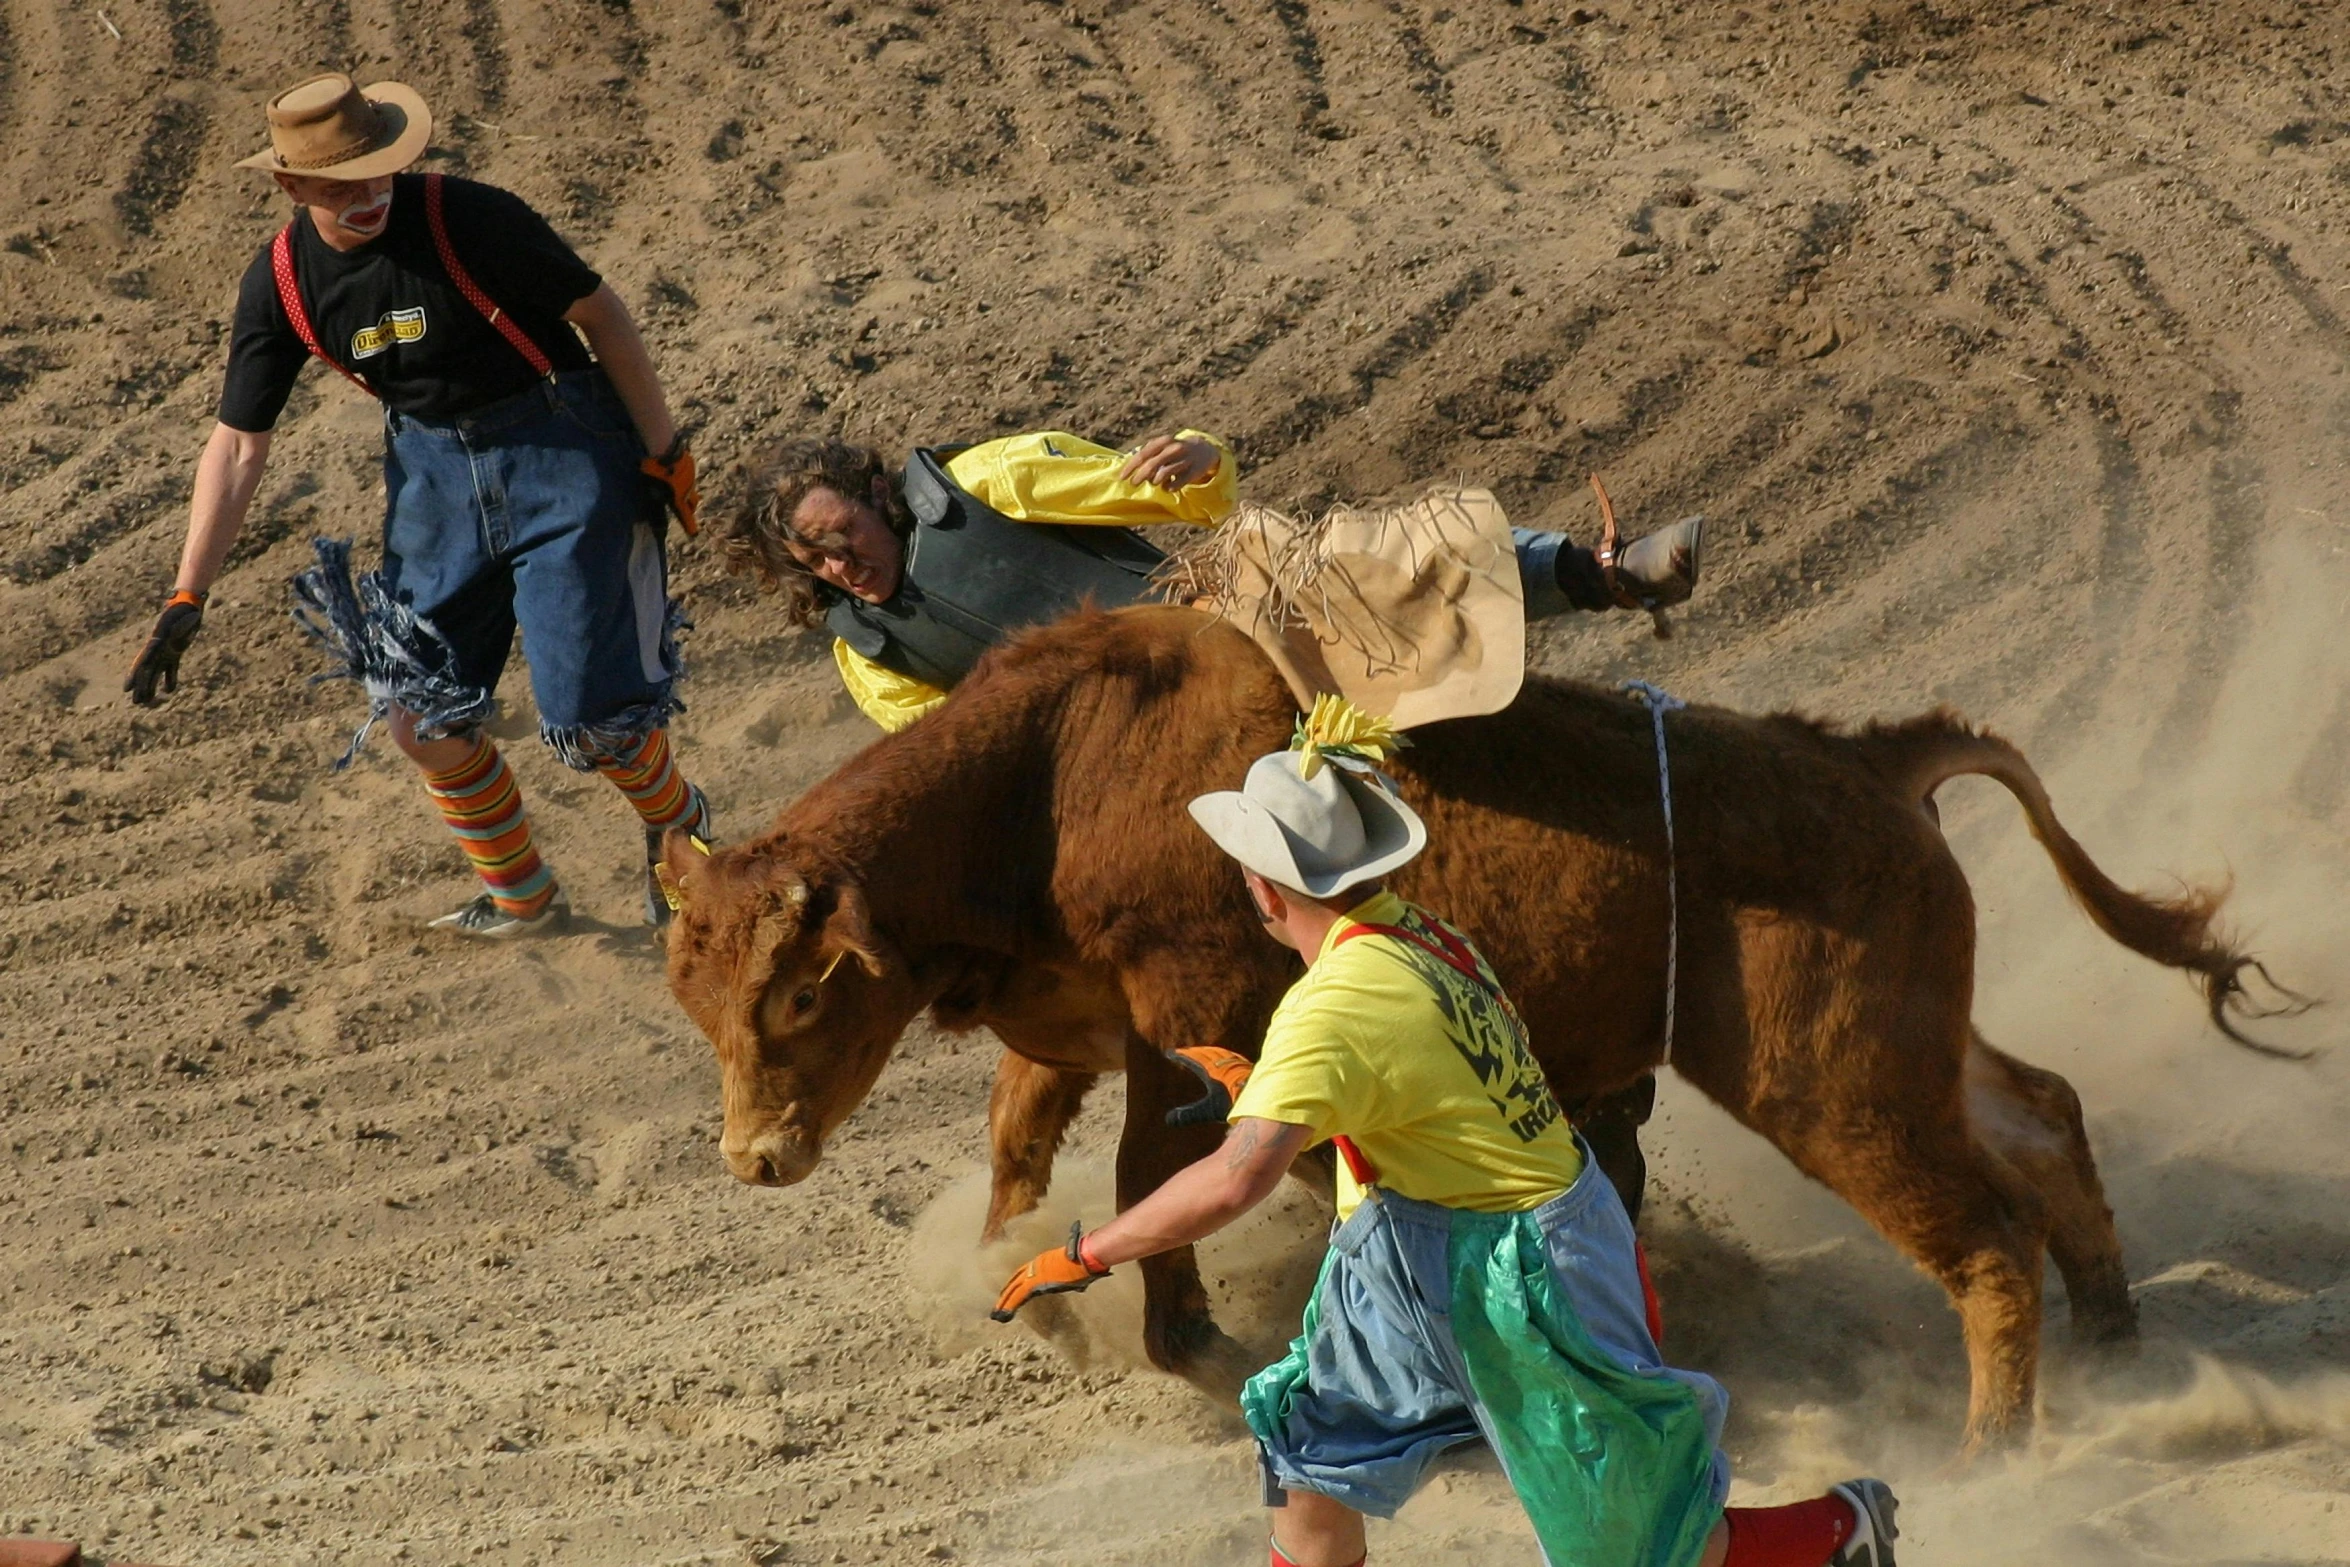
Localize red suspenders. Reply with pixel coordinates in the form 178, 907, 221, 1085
1330, 915, 1667, 1346
270, 172, 556, 397
1318, 915, 1514, 1188
270, 223, 371, 393
1336, 918, 1506, 1001
424, 172, 554, 377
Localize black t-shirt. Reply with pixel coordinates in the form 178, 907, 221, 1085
217, 173, 601, 430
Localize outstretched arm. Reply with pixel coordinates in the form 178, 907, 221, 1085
991, 1116, 1310, 1320
174, 422, 273, 596
949, 428, 1239, 528
566, 282, 678, 457
126, 421, 273, 706
1083, 1115, 1313, 1266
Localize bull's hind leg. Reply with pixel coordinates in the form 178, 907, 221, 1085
982, 1051, 1099, 1242
1118, 1039, 1254, 1394
1805, 1113, 2049, 1452
1964, 1031, 2136, 1348
1725, 1014, 2053, 1457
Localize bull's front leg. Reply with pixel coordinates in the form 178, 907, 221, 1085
1118, 1037, 1256, 1396
1573, 1072, 1658, 1225
982, 1049, 1098, 1242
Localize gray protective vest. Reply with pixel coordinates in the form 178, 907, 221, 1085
824, 447, 1166, 689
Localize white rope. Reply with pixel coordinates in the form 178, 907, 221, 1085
1620, 681, 1686, 1063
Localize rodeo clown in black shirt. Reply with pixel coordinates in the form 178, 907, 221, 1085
128, 72, 713, 937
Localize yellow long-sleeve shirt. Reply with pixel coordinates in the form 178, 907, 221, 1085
834, 429, 1237, 730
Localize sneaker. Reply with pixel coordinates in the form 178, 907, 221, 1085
1828, 1478, 1899, 1567
645, 796, 716, 929
428, 888, 571, 940
643, 836, 673, 930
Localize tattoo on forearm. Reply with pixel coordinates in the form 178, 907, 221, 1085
1222, 1120, 1263, 1173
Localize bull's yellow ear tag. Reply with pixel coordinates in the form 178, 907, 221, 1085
655, 836, 712, 913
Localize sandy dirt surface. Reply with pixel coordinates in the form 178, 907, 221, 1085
4, 1, 2349, 1563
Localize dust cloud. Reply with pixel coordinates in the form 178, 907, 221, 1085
911, 529, 2350, 1564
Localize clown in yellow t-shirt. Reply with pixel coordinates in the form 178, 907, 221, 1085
1234, 888, 1582, 1219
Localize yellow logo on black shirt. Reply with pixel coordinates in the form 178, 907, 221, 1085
350, 306, 426, 361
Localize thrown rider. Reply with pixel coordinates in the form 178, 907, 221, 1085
717, 427, 1705, 732
125, 71, 711, 937
992, 703, 1899, 1567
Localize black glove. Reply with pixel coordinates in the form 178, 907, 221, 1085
125, 591, 205, 706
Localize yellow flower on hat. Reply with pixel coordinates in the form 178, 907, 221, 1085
1290, 694, 1407, 778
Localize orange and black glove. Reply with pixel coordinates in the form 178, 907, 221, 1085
991, 1221, 1111, 1322
1165, 1045, 1254, 1128
125, 589, 206, 706
641, 434, 701, 536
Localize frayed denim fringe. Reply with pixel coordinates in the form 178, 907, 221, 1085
541, 598, 690, 770
291, 537, 493, 770
541, 698, 684, 771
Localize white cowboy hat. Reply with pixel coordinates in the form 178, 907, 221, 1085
236, 72, 431, 179
1188, 750, 1427, 899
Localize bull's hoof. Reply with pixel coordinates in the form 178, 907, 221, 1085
2068, 1303, 2141, 1353
1153, 1315, 1257, 1403
1954, 1409, 2034, 1466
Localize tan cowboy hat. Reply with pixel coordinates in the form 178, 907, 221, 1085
1189, 750, 1427, 900
235, 72, 431, 179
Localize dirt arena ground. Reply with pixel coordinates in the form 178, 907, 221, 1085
4, 1, 2349, 1562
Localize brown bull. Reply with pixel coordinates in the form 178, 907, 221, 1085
661, 606, 2288, 1453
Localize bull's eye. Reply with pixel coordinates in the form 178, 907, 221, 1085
791, 988, 820, 1015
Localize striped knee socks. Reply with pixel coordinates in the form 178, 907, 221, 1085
593, 728, 710, 839
422, 737, 558, 918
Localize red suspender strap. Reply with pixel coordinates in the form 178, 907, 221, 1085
424, 172, 555, 379
1330, 1135, 1379, 1187
1324, 914, 1514, 1192
1336, 920, 1499, 999
1634, 1240, 1665, 1348
271, 224, 375, 397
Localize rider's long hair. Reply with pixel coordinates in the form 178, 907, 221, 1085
721, 438, 915, 628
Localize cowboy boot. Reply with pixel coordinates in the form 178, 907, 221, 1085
1607, 514, 1705, 609
1516, 516, 1706, 618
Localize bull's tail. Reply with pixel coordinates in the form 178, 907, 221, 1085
1860, 711, 2316, 1058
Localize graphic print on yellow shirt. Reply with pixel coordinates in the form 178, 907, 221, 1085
1230, 892, 1582, 1219
832, 428, 1236, 731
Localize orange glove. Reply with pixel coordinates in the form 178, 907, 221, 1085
990, 1221, 1110, 1322
641, 435, 701, 536
1165, 1045, 1254, 1127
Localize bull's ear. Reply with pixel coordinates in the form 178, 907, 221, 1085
656, 827, 723, 914
817, 878, 889, 979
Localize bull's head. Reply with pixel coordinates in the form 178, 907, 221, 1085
658, 831, 930, 1187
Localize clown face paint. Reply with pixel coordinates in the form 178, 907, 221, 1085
334, 187, 393, 239
277, 172, 397, 251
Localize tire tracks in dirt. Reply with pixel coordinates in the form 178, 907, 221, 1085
115, 94, 211, 238
1264, 0, 1340, 142
1242, 265, 1495, 470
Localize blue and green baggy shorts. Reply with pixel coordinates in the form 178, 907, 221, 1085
1242, 1142, 1730, 1567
